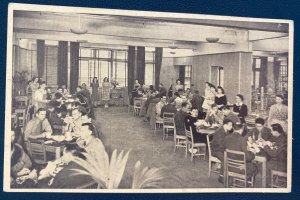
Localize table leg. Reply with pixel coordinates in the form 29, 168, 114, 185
262, 160, 267, 188
55, 147, 61, 159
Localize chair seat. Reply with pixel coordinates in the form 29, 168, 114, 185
210, 156, 221, 163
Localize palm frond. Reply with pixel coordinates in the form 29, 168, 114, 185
131, 161, 167, 189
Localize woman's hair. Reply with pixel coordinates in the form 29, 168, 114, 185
176, 79, 181, 84
211, 103, 218, 108
32, 76, 39, 82
82, 123, 96, 137
205, 81, 210, 85
275, 94, 284, 100
77, 86, 82, 90
271, 123, 284, 135
103, 77, 108, 82
64, 143, 86, 160
236, 94, 244, 101
217, 86, 225, 94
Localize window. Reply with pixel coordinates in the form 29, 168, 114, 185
252, 58, 261, 90
184, 65, 192, 89
145, 51, 155, 86
279, 64, 288, 91
79, 48, 127, 87
44, 46, 58, 87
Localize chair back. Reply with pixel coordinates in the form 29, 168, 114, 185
27, 140, 47, 165
185, 126, 194, 144
14, 108, 27, 127
133, 98, 142, 108
52, 125, 64, 134
15, 96, 29, 108
271, 170, 287, 188
224, 149, 247, 187
163, 112, 175, 128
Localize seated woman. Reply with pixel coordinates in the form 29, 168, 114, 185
215, 86, 227, 109
11, 129, 37, 188
205, 104, 224, 125
233, 94, 248, 124
263, 123, 287, 187
268, 94, 288, 133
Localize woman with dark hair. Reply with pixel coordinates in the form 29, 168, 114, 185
233, 94, 248, 124
174, 79, 184, 93
102, 77, 111, 108
268, 94, 288, 133
90, 77, 100, 107
215, 86, 227, 109
263, 123, 287, 187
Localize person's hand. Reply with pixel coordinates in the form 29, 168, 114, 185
17, 168, 30, 176
28, 169, 38, 181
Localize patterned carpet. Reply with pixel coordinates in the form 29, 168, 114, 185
93, 106, 262, 189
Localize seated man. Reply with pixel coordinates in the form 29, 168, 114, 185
160, 98, 177, 118
185, 107, 206, 143
156, 96, 167, 119
225, 122, 258, 183
174, 102, 190, 136
157, 83, 167, 98
246, 118, 272, 142
222, 105, 241, 125
174, 92, 183, 111
263, 123, 287, 187
211, 119, 233, 181
76, 123, 106, 156
24, 108, 53, 141
65, 106, 91, 136
205, 103, 224, 125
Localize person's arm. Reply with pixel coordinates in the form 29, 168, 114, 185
240, 138, 255, 161
242, 104, 248, 117
24, 121, 33, 141
224, 95, 227, 106
43, 119, 53, 134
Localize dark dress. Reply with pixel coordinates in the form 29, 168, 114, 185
233, 104, 248, 124
215, 95, 227, 107
90, 82, 100, 102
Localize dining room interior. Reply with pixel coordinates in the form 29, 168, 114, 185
9, 8, 291, 190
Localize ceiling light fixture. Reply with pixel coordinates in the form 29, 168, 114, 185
169, 41, 178, 49
70, 15, 88, 35
206, 37, 219, 43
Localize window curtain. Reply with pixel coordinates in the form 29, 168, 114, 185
127, 46, 135, 93
57, 41, 68, 87
136, 46, 145, 85
70, 42, 80, 94
259, 57, 268, 90
36, 40, 45, 78
273, 60, 281, 92
154, 47, 163, 90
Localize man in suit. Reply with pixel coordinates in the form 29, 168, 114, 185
224, 122, 258, 185
157, 83, 167, 98
222, 105, 241, 125
211, 119, 233, 181
174, 102, 190, 136
246, 118, 272, 142
160, 98, 177, 118
190, 90, 205, 119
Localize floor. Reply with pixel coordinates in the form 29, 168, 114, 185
93, 106, 263, 189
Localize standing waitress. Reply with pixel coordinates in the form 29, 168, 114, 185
102, 77, 111, 109
90, 77, 100, 107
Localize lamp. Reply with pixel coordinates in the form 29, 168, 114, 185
70, 15, 88, 35
168, 41, 178, 49
206, 37, 219, 43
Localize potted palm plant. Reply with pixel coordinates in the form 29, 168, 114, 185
13, 70, 29, 96
72, 149, 173, 189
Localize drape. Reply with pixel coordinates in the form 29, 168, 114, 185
57, 41, 68, 87
127, 46, 135, 93
36, 40, 45, 78
136, 46, 145, 85
259, 57, 268, 90
273, 60, 281, 92
154, 47, 163, 90
70, 42, 80, 94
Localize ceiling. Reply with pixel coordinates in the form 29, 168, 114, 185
13, 10, 290, 57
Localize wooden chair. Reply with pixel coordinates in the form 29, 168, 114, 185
154, 117, 163, 134
206, 135, 221, 177
14, 108, 27, 127
27, 140, 47, 165
271, 170, 287, 188
162, 112, 175, 140
133, 98, 142, 116
174, 122, 186, 152
224, 149, 254, 188
185, 127, 206, 161
15, 96, 29, 108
